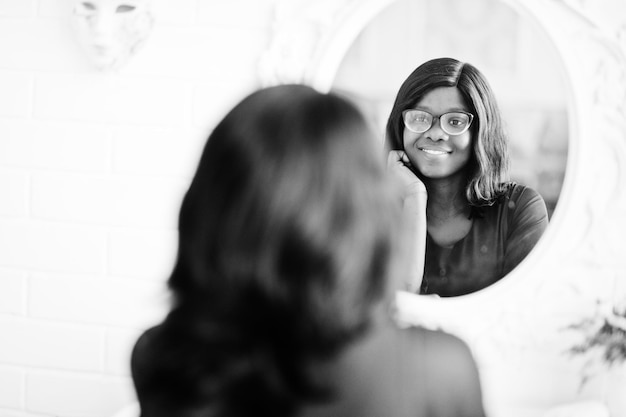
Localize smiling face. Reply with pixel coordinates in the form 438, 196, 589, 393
403, 86, 473, 181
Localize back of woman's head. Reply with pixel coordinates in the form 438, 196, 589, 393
133, 84, 403, 417
385, 57, 510, 204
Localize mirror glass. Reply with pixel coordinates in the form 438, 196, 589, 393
331, 0, 569, 295
332, 0, 569, 219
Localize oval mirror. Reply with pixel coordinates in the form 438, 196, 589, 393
258, 1, 626, 414
330, 0, 569, 296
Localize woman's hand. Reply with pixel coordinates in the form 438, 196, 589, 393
387, 151, 427, 293
386, 150, 427, 198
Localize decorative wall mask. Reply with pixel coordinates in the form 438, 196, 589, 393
70, 0, 155, 71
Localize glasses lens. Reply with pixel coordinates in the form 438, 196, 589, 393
403, 110, 432, 133
440, 112, 472, 135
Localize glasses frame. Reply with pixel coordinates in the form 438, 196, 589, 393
402, 109, 474, 136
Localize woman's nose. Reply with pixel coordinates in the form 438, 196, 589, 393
425, 117, 449, 141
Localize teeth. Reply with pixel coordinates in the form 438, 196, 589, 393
421, 148, 448, 155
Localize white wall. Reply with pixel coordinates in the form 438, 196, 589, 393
1, 1, 626, 417
0, 1, 274, 415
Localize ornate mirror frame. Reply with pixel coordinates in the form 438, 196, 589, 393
259, 0, 626, 413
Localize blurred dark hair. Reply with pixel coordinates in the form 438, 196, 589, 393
385, 57, 510, 205
132, 84, 404, 417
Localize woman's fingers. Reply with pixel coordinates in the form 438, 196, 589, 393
387, 150, 407, 167
386, 151, 426, 196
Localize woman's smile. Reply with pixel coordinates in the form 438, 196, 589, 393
418, 146, 452, 156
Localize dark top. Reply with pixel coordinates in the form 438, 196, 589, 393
131, 321, 486, 417
421, 183, 549, 297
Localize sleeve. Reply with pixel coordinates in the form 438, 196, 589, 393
420, 329, 487, 417
503, 185, 549, 275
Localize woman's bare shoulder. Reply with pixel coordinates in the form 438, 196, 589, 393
395, 325, 481, 385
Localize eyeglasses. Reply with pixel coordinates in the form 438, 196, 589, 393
402, 109, 474, 135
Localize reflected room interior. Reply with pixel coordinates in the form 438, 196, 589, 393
331, 0, 568, 218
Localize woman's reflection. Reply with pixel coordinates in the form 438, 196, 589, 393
386, 57, 549, 296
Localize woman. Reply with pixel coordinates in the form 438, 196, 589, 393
386, 57, 549, 297
131, 84, 485, 416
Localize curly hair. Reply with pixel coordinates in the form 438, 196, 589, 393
131, 85, 404, 417
385, 57, 510, 206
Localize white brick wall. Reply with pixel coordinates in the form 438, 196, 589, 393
0, 18, 82, 71
3, 1, 623, 417
0, 270, 26, 315
0, 220, 106, 273
0, 170, 29, 217
0, 317, 103, 371
0, 71, 33, 117
108, 228, 177, 280
26, 371, 134, 417
0, 120, 111, 172
28, 274, 168, 327
0, 0, 36, 16
0, 367, 23, 409
0, 0, 273, 415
